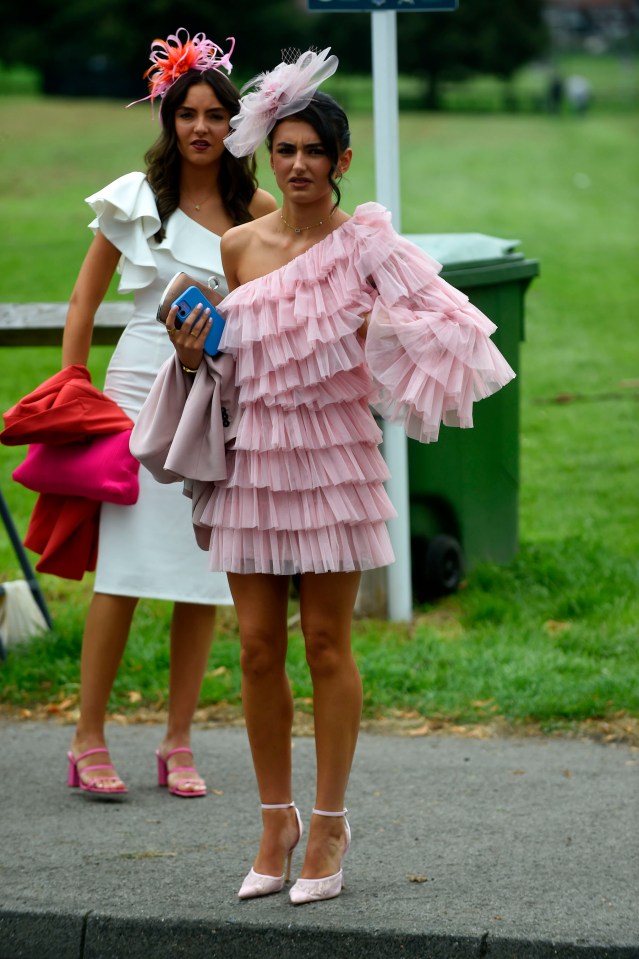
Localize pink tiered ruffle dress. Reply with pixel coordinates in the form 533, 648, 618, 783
136, 202, 515, 576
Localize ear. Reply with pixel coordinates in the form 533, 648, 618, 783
335, 147, 353, 177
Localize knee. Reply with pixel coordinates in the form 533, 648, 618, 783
302, 624, 343, 679
240, 629, 286, 681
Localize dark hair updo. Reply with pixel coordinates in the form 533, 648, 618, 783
267, 91, 351, 207
144, 69, 258, 239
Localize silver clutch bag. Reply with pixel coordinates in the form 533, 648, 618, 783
156, 271, 223, 325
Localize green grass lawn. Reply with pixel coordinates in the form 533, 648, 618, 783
0, 96, 638, 736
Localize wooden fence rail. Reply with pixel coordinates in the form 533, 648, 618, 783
0, 303, 130, 347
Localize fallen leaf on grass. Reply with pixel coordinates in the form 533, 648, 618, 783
206, 666, 229, 678
544, 620, 571, 634
44, 696, 77, 714
127, 691, 142, 703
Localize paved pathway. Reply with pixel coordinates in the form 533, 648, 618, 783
0, 720, 637, 958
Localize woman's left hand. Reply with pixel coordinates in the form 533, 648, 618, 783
165, 302, 212, 370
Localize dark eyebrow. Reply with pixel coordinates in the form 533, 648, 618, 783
180, 105, 226, 114
276, 140, 324, 149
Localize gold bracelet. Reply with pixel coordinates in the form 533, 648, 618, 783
181, 364, 199, 374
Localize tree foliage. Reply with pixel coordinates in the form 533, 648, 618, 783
3, 0, 547, 100
397, 0, 549, 107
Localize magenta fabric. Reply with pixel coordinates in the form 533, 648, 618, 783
13, 430, 140, 505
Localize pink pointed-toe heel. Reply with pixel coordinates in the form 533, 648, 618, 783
289, 808, 351, 905
238, 802, 304, 900
156, 747, 207, 798
67, 747, 128, 796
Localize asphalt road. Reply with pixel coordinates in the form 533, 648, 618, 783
0, 720, 637, 958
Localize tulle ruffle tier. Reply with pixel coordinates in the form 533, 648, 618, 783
140, 202, 515, 575
351, 203, 517, 443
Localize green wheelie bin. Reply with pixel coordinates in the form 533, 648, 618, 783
402, 232, 539, 602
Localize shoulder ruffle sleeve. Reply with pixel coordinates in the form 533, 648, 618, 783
85, 172, 161, 293
353, 203, 516, 443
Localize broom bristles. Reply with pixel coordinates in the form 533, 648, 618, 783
0, 580, 49, 649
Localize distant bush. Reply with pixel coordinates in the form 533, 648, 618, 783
0, 61, 40, 95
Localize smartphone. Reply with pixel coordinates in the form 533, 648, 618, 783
156, 271, 223, 324
172, 286, 225, 357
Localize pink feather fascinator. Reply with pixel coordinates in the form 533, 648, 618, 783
224, 47, 338, 157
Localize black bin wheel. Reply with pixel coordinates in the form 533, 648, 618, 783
414, 534, 463, 602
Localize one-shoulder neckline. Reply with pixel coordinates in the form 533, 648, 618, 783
173, 207, 225, 240
226, 212, 359, 297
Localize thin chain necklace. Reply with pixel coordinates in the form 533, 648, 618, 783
182, 191, 214, 212
280, 207, 336, 234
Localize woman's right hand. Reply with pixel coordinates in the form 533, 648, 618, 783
166, 302, 213, 371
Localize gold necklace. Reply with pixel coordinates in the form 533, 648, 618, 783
280, 208, 336, 234
183, 192, 214, 212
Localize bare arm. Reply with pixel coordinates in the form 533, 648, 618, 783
61, 231, 122, 368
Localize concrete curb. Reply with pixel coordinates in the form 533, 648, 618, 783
3, 910, 639, 959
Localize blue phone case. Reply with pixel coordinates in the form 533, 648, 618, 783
172, 286, 225, 356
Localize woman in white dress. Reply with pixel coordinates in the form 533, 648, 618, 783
62, 30, 276, 798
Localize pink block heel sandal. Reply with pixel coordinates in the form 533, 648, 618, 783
67, 748, 128, 796
156, 747, 207, 798
289, 808, 351, 905
238, 802, 304, 900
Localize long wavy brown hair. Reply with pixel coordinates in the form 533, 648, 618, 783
145, 70, 258, 240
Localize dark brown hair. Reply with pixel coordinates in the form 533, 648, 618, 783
144, 70, 258, 240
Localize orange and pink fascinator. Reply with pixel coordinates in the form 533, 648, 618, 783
128, 28, 235, 110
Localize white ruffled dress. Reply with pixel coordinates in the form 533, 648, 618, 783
86, 171, 232, 603
167, 202, 515, 576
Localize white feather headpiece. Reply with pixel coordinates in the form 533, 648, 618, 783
224, 47, 338, 157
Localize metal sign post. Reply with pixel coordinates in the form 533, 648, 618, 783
370, 11, 413, 622
308, 0, 458, 620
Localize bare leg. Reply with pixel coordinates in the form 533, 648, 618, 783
157, 602, 217, 793
298, 571, 362, 879
227, 573, 300, 876
71, 591, 138, 788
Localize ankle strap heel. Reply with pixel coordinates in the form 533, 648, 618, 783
237, 802, 304, 900
289, 808, 351, 905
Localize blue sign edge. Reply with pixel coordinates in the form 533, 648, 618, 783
307, 1, 458, 10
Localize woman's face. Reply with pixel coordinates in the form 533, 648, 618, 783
270, 119, 350, 204
174, 83, 231, 167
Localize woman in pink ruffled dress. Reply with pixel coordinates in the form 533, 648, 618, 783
145, 48, 515, 903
